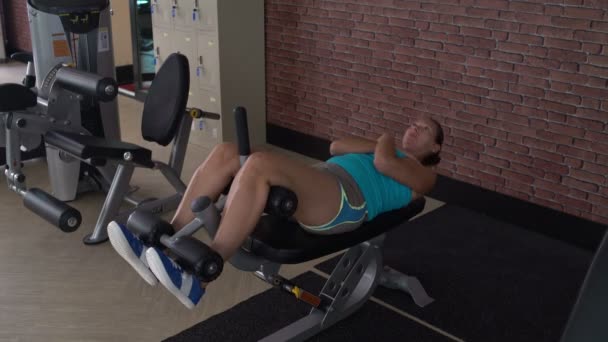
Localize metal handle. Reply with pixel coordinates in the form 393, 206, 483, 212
234, 107, 251, 162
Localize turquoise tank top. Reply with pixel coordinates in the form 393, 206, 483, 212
326, 151, 413, 221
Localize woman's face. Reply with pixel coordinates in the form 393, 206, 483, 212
402, 118, 440, 156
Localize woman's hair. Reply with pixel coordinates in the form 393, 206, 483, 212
420, 118, 444, 166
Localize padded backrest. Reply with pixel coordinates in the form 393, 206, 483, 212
249, 197, 427, 264
141, 53, 190, 146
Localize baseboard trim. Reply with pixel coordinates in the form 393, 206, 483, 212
266, 123, 606, 252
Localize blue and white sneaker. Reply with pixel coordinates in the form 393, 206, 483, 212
146, 247, 205, 309
107, 221, 158, 286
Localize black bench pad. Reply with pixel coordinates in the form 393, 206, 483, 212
44, 130, 154, 168
247, 197, 426, 264
0, 84, 37, 112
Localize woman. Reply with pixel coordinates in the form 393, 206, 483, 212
108, 116, 444, 309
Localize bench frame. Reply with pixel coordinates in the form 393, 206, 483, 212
163, 194, 400, 342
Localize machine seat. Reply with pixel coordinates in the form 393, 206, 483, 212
44, 131, 154, 168
0, 84, 37, 112
10, 52, 34, 64
246, 197, 426, 264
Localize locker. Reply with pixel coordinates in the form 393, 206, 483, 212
152, 27, 173, 72
173, 0, 197, 30
195, 0, 218, 32
151, 0, 266, 146
187, 93, 217, 146
197, 34, 220, 91
171, 29, 198, 91
151, 0, 172, 29
199, 90, 222, 142
186, 87, 200, 109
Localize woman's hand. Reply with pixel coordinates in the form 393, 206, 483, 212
374, 132, 437, 195
374, 133, 396, 172
376, 133, 392, 145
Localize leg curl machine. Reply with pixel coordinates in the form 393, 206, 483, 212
1, 62, 118, 232
1, 0, 124, 232
125, 107, 431, 341
40, 53, 219, 243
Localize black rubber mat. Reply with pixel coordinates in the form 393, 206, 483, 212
164, 272, 453, 342
315, 204, 594, 342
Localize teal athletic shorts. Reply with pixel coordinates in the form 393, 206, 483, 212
298, 162, 368, 235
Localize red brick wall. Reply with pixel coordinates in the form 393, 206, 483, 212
265, 0, 608, 225
3, 0, 31, 52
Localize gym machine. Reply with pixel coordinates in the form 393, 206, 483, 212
1, 0, 122, 232
41, 53, 219, 244
1, 0, 121, 199
0, 60, 118, 232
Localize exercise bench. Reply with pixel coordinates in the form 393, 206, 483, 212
126, 107, 432, 341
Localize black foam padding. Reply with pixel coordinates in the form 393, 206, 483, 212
264, 186, 298, 218
24, 188, 81, 232
10, 52, 33, 63
0, 84, 37, 111
247, 197, 426, 264
170, 236, 224, 282
28, 0, 109, 13
55, 67, 117, 102
234, 106, 251, 155
561, 232, 608, 342
315, 204, 593, 342
44, 130, 154, 168
141, 53, 189, 146
127, 210, 175, 247
164, 272, 452, 342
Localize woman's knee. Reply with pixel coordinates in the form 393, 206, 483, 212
212, 142, 239, 161
197, 143, 238, 168
243, 151, 277, 173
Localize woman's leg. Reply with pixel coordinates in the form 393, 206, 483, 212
210, 151, 342, 261
170, 142, 241, 230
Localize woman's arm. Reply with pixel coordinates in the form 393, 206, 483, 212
373, 133, 437, 195
329, 136, 377, 156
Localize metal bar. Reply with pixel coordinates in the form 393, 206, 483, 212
37, 98, 48, 108
258, 312, 326, 342
118, 87, 136, 98
168, 113, 193, 177
128, 0, 144, 92
4, 113, 25, 193
85, 164, 135, 244
113, 193, 182, 223
155, 161, 187, 193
